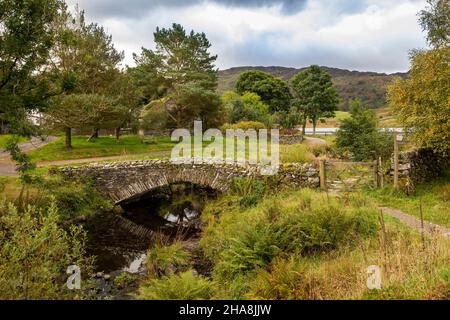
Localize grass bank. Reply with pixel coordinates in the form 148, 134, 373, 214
137, 183, 450, 300
28, 135, 175, 162
364, 169, 450, 228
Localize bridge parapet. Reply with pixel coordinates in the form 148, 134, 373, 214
55, 159, 319, 204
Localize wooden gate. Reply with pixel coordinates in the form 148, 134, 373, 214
319, 160, 379, 192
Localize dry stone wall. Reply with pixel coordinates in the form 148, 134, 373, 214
390, 148, 450, 186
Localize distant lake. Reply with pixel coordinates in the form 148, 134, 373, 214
302, 128, 404, 135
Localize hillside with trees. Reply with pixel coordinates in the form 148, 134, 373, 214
218, 66, 408, 110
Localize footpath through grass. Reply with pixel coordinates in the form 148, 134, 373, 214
364, 169, 450, 228
28, 135, 175, 162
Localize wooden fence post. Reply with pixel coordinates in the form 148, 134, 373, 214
319, 159, 327, 190
373, 160, 379, 188
379, 157, 384, 188
394, 135, 399, 189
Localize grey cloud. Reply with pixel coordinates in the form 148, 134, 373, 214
66, 0, 427, 73
218, 30, 417, 73
69, 0, 308, 18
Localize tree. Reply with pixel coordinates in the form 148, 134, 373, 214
45, 8, 128, 147
46, 94, 125, 148
0, 0, 65, 135
387, 1, 449, 154
108, 71, 141, 140
418, 0, 449, 48
388, 47, 450, 153
133, 23, 221, 130
49, 8, 124, 95
290, 65, 339, 135
336, 99, 393, 161
236, 71, 292, 113
222, 91, 271, 125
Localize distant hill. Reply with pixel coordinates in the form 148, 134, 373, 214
218, 66, 408, 110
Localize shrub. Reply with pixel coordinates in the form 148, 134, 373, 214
336, 99, 394, 161
221, 121, 266, 131
146, 241, 191, 277
274, 107, 303, 129
213, 221, 281, 281
113, 272, 137, 289
0, 200, 93, 299
230, 178, 266, 208
201, 189, 378, 287
137, 270, 215, 300
280, 144, 314, 163
248, 256, 311, 300
37, 176, 112, 220
273, 204, 377, 254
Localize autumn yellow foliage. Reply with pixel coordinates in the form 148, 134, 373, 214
388, 47, 450, 153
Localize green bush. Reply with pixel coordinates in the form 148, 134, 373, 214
113, 272, 137, 289
37, 176, 112, 220
221, 121, 266, 131
274, 204, 377, 254
147, 241, 191, 277
137, 270, 215, 300
248, 256, 311, 300
213, 221, 281, 281
230, 178, 266, 208
0, 201, 93, 299
336, 99, 394, 161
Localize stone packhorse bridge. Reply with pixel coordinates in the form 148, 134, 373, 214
56, 159, 320, 204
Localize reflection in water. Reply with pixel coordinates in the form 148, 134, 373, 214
123, 253, 147, 274
86, 183, 217, 273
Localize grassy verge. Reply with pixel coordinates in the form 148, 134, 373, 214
364, 169, 450, 228
0, 134, 29, 149
28, 135, 176, 162
0, 174, 111, 220
0, 176, 26, 200
26, 134, 325, 165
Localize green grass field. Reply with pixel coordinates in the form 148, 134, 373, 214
0, 135, 29, 149
376, 107, 399, 127
28, 135, 176, 162
28, 134, 322, 165
364, 169, 450, 227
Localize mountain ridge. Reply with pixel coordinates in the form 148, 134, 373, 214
218, 66, 409, 110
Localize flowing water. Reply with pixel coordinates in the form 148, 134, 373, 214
85, 183, 217, 274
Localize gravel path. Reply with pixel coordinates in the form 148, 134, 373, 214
0, 136, 58, 158
303, 136, 327, 146
379, 206, 450, 239
0, 136, 58, 176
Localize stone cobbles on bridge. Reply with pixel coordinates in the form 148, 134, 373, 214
55, 158, 319, 203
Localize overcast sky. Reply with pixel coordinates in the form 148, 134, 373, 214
66, 0, 429, 73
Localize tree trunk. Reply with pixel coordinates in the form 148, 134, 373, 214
302, 119, 307, 135
65, 127, 72, 149
312, 117, 317, 135
115, 127, 120, 142
87, 128, 99, 142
